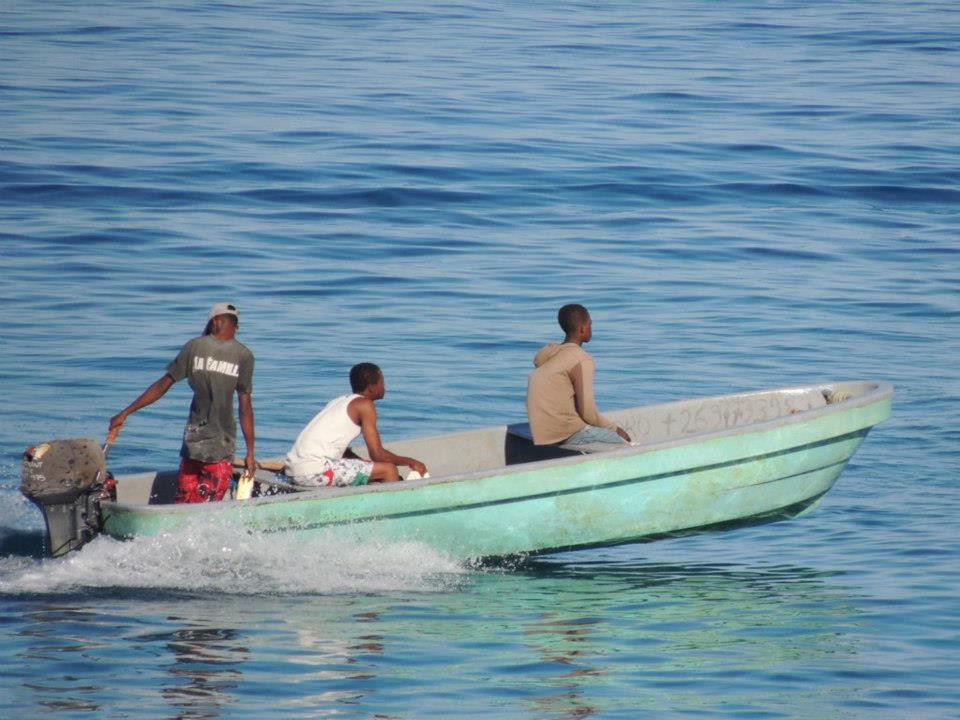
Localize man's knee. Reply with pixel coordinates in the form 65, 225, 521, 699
370, 462, 400, 482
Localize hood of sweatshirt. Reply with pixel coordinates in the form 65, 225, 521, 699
533, 342, 581, 368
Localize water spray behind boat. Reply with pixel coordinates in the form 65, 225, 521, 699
20, 438, 113, 557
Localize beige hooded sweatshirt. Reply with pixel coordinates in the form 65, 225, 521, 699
525, 342, 617, 445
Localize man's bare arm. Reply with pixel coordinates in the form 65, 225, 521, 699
108, 374, 175, 437
354, 399, 427, 475
238, 391, 256, 475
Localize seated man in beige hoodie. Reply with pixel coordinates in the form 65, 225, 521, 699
526, 304, 631, 449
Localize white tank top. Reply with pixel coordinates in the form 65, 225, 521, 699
284, 393, 362, 478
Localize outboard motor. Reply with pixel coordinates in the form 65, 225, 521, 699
20, 439, 112, 557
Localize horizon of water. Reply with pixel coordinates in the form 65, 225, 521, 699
1, 1, 959, 718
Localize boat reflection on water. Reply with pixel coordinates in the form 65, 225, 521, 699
10, 601, 251, 719
273, 557, 864, 718
467, 558, 861, 717
154, 624, 250, 719
4, 557, 865, 718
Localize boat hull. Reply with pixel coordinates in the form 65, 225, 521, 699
101, 381, 890, 559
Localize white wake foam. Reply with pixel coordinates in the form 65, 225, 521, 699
0, 513, 468, 596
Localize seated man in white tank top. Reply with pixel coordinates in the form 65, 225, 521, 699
283, 363, 427, 487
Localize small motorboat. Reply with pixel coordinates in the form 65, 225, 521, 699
21, 381, 892, 559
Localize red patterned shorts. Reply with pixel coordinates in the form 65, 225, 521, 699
176, 458, 233, 503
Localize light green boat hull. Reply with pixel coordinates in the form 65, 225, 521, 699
102, 381, 891, 559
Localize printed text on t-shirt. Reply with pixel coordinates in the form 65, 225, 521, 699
193, 356, 240, 377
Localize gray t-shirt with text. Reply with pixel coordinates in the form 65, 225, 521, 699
166, 335, 254, 463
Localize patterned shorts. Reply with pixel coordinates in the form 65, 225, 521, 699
288, 458, 372, 488
176, 457, 233, 503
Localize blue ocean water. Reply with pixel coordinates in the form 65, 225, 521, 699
1, 0, 958, 717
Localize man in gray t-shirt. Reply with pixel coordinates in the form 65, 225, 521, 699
108, 303, 256, 503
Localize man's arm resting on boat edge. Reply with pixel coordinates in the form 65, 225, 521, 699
570, 360, 631, 442
354, 398, 427, 476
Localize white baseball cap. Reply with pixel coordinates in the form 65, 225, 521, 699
208, 302, 239, 321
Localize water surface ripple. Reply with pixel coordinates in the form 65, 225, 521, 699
1, 1, 958, 718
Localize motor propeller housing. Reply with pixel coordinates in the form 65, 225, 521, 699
21, 438, 108, 557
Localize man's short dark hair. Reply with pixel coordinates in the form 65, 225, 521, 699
558, 304, 590, 334
350, 363, 382, 393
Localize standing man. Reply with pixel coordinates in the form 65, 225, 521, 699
283, 362, 427, 486
108, 302, 256, 503
526, 303, 631, 449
